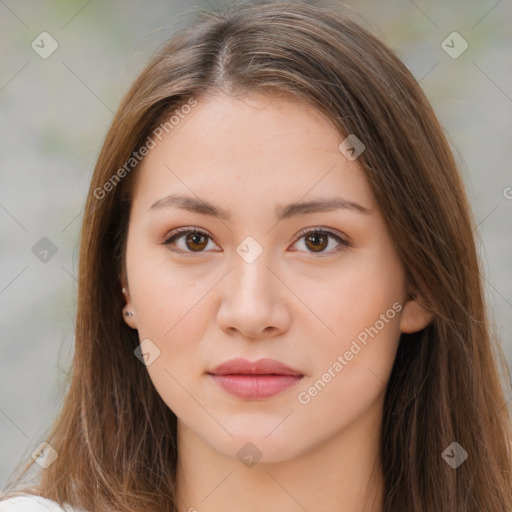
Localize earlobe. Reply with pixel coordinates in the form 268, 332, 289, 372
399, 292, 434, 333
123, 308, 138, 330
121, 285, 138, 330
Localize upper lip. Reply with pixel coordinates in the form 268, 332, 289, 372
208, 358, 303, 376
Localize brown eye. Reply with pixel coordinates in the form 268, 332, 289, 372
183, 231, 208, 251
292, 228, 350, 257
162, 227, 350, 258
304, 232, 329, 252
163, 228, 217, 254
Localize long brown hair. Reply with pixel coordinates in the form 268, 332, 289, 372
2, 2, 511, 511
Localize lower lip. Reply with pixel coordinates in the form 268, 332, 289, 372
209, 374, 303, 399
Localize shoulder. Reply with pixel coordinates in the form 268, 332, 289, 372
0, 494, 82, 512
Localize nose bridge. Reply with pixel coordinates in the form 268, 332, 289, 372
231, 238, 275, 299
216, 238, 287, 338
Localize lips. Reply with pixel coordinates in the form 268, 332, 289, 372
209, 357, 303, 376
207, 358, 304, 399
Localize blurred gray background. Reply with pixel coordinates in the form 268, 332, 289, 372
1, 0, 511, 487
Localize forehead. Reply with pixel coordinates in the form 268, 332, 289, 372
130, 92, 373, 213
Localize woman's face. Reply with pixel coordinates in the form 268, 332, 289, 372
121, 92, 430, 463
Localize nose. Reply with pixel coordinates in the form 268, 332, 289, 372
216, 252, 291, 340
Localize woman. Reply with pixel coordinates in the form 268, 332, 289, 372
1, 1, 511, 511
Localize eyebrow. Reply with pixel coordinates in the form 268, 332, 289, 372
149, 194, 372, 220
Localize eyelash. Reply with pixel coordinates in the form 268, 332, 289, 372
162, 226, 352, 258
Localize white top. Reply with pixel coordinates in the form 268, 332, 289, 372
0, 495, 86, 512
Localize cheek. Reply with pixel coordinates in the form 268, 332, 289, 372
305, 250, 404, 348
127, 238, 205, 333
294, 289, 402, 433
134, 278, 207, 358
298, 243, 404, 396
129, 263, 210, 414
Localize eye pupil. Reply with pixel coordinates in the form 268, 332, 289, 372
186, 232, 208, 251
305, 233, 328, 252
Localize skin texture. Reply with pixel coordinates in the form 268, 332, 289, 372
121, 93, 432, 512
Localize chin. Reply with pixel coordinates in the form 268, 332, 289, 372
204, 428, 306, 465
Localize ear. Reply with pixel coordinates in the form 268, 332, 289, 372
399, 291, 433, 333
120, 275, 138, 330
